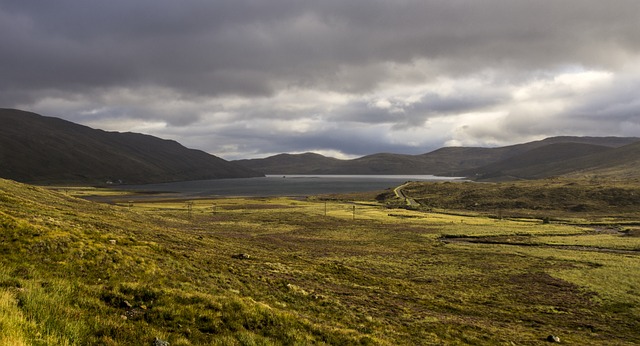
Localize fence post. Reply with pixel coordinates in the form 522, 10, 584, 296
186, 201, 194, 219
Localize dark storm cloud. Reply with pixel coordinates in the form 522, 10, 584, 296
3, 0, 639, 97
1, 0, 640, 158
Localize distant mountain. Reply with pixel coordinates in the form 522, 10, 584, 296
234, 136, 639, 178
0, 109, 263, 184
429, 136, 640, 176
461, 139, 640, 181
562, 141, 640, 179
461, 142, 613, 180
234, 152, 344, 174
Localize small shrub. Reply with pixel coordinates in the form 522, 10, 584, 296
0, 278, 22, 289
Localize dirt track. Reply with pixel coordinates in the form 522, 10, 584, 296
394, 183, 420, 208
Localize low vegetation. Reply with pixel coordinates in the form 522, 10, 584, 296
387, 178, 640, 220
1, 177, 639, 345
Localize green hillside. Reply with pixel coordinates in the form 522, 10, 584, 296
2, 177, 640, 345
394, 178, 640, 219
0, 178, 372, 345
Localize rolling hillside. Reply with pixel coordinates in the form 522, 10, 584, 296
2, 177, 640, 345
5, 107, 635, 183
0, 109, 262, 184
235, 136, 639, 178
460, 142, 613, 180
465, 141, 640, 181
564, 141, 640, 179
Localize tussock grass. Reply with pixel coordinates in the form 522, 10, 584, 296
1, 177, 639, 344
0, 286, 31, 346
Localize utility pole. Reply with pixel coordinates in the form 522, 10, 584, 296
186, 201, 194, 219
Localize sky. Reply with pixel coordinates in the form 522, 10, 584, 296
2, 1, 640, 160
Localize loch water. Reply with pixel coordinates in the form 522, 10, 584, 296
115, 175, 462, 198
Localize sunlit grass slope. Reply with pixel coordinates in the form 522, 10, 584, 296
1, 178, 639, 345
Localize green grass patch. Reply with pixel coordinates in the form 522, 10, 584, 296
0, 177, 639, 344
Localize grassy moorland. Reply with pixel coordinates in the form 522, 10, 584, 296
1, 178, 639, 345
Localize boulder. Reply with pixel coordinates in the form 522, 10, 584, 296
231, 253, 251, 260
546, 335, 560, 343
153, 337, 169, 346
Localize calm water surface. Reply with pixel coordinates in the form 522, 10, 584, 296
116, 175, 461, 198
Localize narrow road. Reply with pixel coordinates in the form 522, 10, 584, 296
394, 183, 420, 208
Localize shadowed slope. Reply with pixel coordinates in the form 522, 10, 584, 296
234, 136, 639, 177
0, 109, 262, 184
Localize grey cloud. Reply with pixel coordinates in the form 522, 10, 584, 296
3, 0, 640, 100
404, 91, 507, 123
162, 117, 441, 159
330, 86, 507, 129
566, 79, 640, 123
2, 0, 640, 158
213, 124, 434, 159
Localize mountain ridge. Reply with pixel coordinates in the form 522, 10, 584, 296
0, 108, 263, 184
3, 108, 638, 183
234, 136, 640, 179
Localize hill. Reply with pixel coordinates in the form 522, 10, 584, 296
464, 140, 640, 181
234, 136, 639, 177
564, 140, 640, 179
460, 142, 613, 180
0, 109, 262, 184
234, 152, 344, 174
391, 177, 640, 218
0, 178, 373, 344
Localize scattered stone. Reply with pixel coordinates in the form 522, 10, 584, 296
231, 253, 250, 260
364, 315, 374, 322
286, 283, 309, 296
125, 308, 146, 320
546, 335, 560, 343
109, 239, 117, 245
120, 314, 127, 320
153, 337, 170, 346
